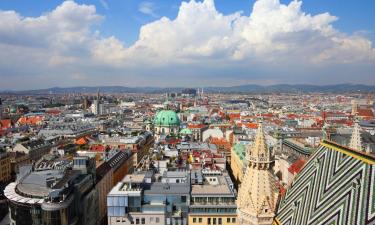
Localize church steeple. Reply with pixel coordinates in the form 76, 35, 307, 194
246, 122, 274, 168
237, 121, 279, 225
349, 121, 363, 152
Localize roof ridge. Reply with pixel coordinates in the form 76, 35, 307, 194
321, 139, 375, 165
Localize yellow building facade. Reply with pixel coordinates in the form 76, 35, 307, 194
189, 171, 238, 225
188, 215, 237, 225
230, 143, 247, 184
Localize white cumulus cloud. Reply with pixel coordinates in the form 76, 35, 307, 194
0, 0, 374, 89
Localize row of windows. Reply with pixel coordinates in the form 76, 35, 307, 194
192, 217, 236, 224
115, 217, 161, 224
190, 208, 237, 213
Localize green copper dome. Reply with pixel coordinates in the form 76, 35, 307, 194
154, 110, 180, 127
180, 128, 192, 135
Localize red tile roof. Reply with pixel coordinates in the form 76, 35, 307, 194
288, 158, 306, 175
166, 138, 181, 145
357, 108, 374, 118
46, 110, 61, 115
243, 123, 258, 129
17, 116, 44, 125
229, 113, 241, 121
276, 180, 286, 197
90, 144, 106, 152
0, 119, 11, 130
209, 137, 231, 151
75, 137, 88, 145
188, 124, 206, 129
259, 113, 274, 117
287, 114, 298, 119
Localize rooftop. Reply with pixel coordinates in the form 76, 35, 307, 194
17, 170, 64, 198
144, 183, 190, 195
191, 173, 235, 197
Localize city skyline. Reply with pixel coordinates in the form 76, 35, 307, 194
0, 0, 375, 89
1, 90, 374, 225
1, 1, 375, 224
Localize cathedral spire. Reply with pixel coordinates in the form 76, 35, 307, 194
248, 122, 273, 164
237, 121, 279, 225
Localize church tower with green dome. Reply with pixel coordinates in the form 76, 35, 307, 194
153, 109, 180, 141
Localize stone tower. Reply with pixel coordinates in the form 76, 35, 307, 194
349, 121, 363, 152
237, 122, 279, 225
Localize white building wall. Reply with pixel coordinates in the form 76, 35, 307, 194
202, 128, 224, 141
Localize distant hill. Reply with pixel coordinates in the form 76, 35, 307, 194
205, 84, 375, 93
1, 84, 375, 94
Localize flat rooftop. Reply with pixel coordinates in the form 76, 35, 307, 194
123, 173, 147, 183
17, 170, 64, 198
191, 175, 235, 197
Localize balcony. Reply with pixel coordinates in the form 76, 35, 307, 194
190, 201, 236, 206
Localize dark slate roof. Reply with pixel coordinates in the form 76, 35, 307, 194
96, 162, 111, 182
107, 150, 130, 170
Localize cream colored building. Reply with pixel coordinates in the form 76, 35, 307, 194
189, 170, 237, 225
237, 122, 279, 225
349, 121, 365, 152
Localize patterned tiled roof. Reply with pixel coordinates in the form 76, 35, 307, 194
274, 140, 375, 225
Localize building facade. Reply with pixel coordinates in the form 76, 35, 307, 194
8, 151, 31, 180
107, 171, 190, 225
189, 170, 237, 225
12, 139, 52, 162
4, 156, 99, 225
96, 161, 114, 225
0, 150, 11, 184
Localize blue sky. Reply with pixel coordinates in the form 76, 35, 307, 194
0, 0, 374, 89
1, 0, 374, 45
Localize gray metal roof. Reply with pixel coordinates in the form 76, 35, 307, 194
144, 183, 190, 195
17, 170, 64, 198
